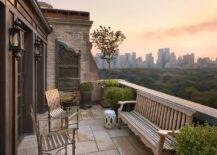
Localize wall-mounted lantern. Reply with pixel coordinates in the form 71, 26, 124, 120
34, 36, 43, 61
9, 19, 24, 58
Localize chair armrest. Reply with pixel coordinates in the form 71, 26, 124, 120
37, 118, 49, 122
118, 101, 137, 112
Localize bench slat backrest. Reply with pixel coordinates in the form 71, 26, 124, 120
135, 91, 195, 130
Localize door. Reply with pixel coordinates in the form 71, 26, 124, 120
14, 53, 24, 144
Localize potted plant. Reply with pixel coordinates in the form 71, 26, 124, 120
103, 87, 133, 113
80, 82, 93, 109
99, 80, 119, 107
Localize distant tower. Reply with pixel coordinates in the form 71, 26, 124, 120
125, 53, 132, 68
146, 52, 154, 68
157, 48, 171, 68
183, 53, 195, 68
132, 52, 137, 67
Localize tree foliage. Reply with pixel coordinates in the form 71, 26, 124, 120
91, 26, 126, 78
91, 26, 126, 63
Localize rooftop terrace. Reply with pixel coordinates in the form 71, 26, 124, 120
18, 105, 153, 155
17, 80, 217, 155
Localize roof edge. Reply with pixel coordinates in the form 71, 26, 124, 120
30, 0, 52, 33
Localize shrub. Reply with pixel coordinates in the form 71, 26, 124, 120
102, 79, 119, 87
175, 124, 217, 155
80, 82, 93, 92
103, 87, 133, 106
122, 87, 134, 100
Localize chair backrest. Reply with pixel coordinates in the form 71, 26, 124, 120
134, 91, 196, 130
45, 89, 61, 111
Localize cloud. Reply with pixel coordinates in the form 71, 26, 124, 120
143, 18, 217, 39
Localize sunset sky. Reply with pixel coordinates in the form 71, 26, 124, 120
40, 0, 217, 60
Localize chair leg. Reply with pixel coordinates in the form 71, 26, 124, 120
48, 119, 51, 132
76, 113, 79, 129
61, 118, 63, 129
65, 117, 69, 129
38, 147, 42, 155
65, 146, 67, 155
72, 142, 76, 155
72, 130, 76, 155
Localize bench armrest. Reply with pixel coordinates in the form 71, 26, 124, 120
158, 129, 180, 137
118, 100, 137, 112
157, 130, 180, 154
118, 100, 137, 105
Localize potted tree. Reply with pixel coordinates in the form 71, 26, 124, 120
80, 82, 93, 109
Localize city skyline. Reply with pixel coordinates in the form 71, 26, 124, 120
41, 0, 217, 59
95, 49, 217, 62
94, 49, 217, 69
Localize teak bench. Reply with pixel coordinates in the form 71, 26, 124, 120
118, 90, 196, 155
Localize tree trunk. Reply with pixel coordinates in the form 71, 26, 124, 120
108, 62, 111, 79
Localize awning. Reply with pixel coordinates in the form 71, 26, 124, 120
56, 39, 80, 54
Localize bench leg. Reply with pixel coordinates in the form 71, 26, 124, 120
156, 136, 166, 155
117, 117, 122, 129
65, 146, 67, 155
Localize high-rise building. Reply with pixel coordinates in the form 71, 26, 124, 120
182, 53, 195, 68
132, 52, 137, 67
111, 51, 119, 68
125, 53, 132, 67
132, 52, 136, 61
170, 52, 176, 63
136, 57, 145, 68
146, 52, 154, 68
94, 53, 107, 69
157, 48, 171, 68
197, 57, 211, 68
165, 52, 177, 68
176, 56, 183, 67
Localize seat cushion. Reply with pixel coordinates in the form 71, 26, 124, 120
50, 108, 67, 119
119, 111, 175, 150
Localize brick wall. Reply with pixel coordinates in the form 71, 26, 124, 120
46, 20, 99, 90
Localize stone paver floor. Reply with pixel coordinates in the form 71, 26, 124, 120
18, 105, 153, 155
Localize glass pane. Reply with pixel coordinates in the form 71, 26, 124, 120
18, 95, 22, 114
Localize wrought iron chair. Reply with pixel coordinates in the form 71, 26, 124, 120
45, 89, 79, 132
30, 106, 76, 155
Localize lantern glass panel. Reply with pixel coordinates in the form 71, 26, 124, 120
20, 30, 25, 50
10, 32, 19, 47
35, 48, 40, 55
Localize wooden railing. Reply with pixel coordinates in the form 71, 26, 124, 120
117, 79, 217, 126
